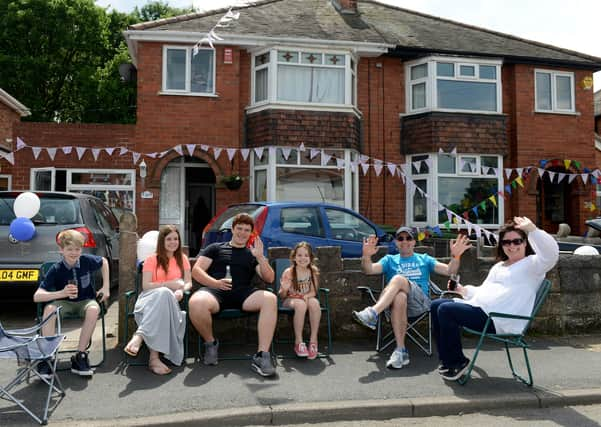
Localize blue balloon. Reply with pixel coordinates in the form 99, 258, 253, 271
9, 217, 36, 242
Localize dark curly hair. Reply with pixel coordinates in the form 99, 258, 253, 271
495, 220, 535, 261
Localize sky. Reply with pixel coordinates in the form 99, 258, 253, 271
95, 0, 601, 90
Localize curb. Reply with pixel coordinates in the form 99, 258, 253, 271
57, 388, 601, 426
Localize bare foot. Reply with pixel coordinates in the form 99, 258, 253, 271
124, 334, 143, 357
148, 358, 171, 375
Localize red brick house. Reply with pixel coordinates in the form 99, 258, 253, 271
3, 0, 601, 253
0, 89, 30, 189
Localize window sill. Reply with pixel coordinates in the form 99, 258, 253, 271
158, 91, 219, 98
401, 108, 504, 117
534, 110, 580, 116
247, 102, 362, 118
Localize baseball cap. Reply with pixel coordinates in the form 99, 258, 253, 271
395, 226, 415, 239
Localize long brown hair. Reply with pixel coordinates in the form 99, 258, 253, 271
496, 220, 535, 261
156, 225, 184, 276
289, 242, 320, 293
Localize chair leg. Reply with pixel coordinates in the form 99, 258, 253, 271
505, 343, 534, 386
325, 308, 333, 354
457, 332, 487, 385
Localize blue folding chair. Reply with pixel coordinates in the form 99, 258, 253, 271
0, 308, 66, 425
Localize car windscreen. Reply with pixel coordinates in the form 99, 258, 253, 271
209, 204, 265, 231
0, 196, 81, 225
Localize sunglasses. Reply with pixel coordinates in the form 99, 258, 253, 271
396, 236, 414, 242
501, 238, 524, 246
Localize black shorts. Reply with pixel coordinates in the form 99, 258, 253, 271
200, 287, 260, 311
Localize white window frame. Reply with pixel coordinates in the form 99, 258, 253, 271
0, 174, 12, 190
249, 47, 358, 114
406, 153, 504, 228
250, 147, 359, 210
161, 45, 216, 96
534, 69, 575, 114
405, 56, 503, 114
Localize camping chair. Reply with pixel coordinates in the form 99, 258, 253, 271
357, 276, 442, 356
123, 262, 190, 365
270, 258, 332, 357
197, 309, 259, 361
37, 262, 107, 369
0, 307, 66, 425
458, 279, 552, 386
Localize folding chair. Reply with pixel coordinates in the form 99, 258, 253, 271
197, 309, 259, 361
37, 262, 107, 369
458, 279, 552, 386
123, 261, 190, 365
271, 258, 332, 357
357, 276, 442, 356
0, 308, 66, 425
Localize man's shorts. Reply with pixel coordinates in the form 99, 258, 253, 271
52, 299, 100, 318
200, 287, 260, 311
406, 280, 431, 318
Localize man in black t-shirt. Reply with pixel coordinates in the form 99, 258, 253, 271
190, 213, 277, 377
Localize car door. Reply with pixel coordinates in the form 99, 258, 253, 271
270, 206, 327, 251
322, 207, 378, 258
89, 199, 120, 287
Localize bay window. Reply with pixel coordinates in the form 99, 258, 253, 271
406, 57, 502, 114
407, 153, 503, 227
251, 48, 356, 110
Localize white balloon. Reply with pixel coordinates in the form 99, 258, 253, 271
573, 245, 599, 255
137, 238, 157, 262
13, 192, 41, 219
141, 230, 159, 241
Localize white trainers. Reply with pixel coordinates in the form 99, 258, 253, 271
352, 307, 377, 330
386, 348, 410, 369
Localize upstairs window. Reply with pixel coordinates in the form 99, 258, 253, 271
407, 57, 502, 114
535, 69, 574, 113
251, 48, 356, 109
163, 46, 215, 95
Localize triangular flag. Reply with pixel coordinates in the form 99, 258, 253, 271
336, 158, 345, 169
31, 147, 42, 159
505, 184, 512, 195
321, 152, 332, 166
450, 147, 457, 157
147, 152, 158, 159
185, 144, 196, 156
200, 144, 209, 151
444, 220, 451, 231
226, 148, 237, 161
516, 168, 524, 177
387, 162, 396, 176
281, 147, 292, 160
104, 147, 116, 156
438, 147, 444, 154
254, 147, 264, 159
16, 137, 26, 150
298, 142, 305, 152
46, 147, 57, 161
119, 147, 129, 155
568, 174, 577, 184
91, 148, 101, 161
213, 147, 222, 160
173, 145, 183, 156
240, 148, 250, 161
488, 195, 497, 207
504, 168, 513, 179
310, 148, 320, 160
557, 173, 566, 184
573, 160, 581, 169
515, 176, 524, 187
373, 162, 383, 176
76, 147, 87, 160
547, 171, 556, 183
564, 159, 572, 170
132, 152, 141, 165
581, 174, 589, 184
62, 146, 72, 155
3, 152, 15, 164
472, 206, 479, 218
360, 163, 370, 175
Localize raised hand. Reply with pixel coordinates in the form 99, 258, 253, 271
450, 234, 472, 258
513, 216, 536, 233
250, 235, 264, 258
362, 235, 378, 258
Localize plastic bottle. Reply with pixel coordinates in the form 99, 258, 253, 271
225, 265, 231, 280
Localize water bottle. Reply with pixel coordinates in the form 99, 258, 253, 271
225, 265, 231, 280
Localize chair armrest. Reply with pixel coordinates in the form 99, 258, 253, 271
0, 337, 36, 352
488, 312, 532, 321
318, 287, 330, 307
356, 286, 380, 304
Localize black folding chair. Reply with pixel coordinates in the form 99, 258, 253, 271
0, 308, 66, 425
357, 276, 442, 356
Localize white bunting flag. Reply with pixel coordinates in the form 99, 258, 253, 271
213, 147, 222, 160
360, 162, 370, 175
547, 171, 556, 183
185, 144, 196, 156
147, 152, 158, 159
298, 142, 305, 152
32, 147, 42, 159
568, 174, 578, 184
504, 168, 513, 179
450, 147, 457, 157
200, 144, 209, 152
226, 148, 237, 161
386, 162, 396, 176
373, 162, 383, 176
240, 148, 250, 161
438, 147, 444, 154
359, 154, 369, 164
76, 147, 87, 160
16, 137, 26, 150
254, 147, 264, 159
424, 158, 432, 169
104, 147, 115, 156
119, 147, 129, 155
336, 158, 345, 169
91, 148, 101, 161
62, 146, 72, 155
174, 145, 183, 156
537, 168, 545, 179
132, 152, 141, 165
321, 152, 331, 166
581, 174, 589, 184
46, 147, 57, 161
2, 152, 14, 165
516, 168, 524, 177
310, 148, 320, 160
557, 173, 566, 184
281, 147, 292, 160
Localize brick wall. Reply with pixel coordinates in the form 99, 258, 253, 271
0, 103, 19, 152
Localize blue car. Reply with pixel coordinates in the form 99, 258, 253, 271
200, 202, 397, 258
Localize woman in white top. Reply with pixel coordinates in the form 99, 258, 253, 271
431, 216, 559, 381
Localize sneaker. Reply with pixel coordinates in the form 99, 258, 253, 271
437, 364, 450, 375
203, 340, 219, 366
307, 342, 318, 360
71, 351, 93, 376
352, 307, 377, 330
251, 351, 276, 377
36, 359, 53, 380
386, 348, 410, 369
294, 342, 309, 357
441, 359, 470, 381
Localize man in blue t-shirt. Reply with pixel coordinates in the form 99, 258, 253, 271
353, 226, 471, 369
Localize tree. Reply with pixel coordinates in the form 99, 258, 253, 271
132, 1, 195, 22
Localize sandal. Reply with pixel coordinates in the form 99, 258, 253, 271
124, 335, 142, 357
308, 342, 318, 360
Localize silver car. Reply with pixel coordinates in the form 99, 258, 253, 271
0, 191, 120, 301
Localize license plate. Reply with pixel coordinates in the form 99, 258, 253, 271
0, 269, 39, 282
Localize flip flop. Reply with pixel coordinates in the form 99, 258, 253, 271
123, 342, 140, 357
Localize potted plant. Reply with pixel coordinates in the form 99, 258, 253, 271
222, 174, 244, 190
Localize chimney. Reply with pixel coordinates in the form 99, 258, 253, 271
332, 0, 358, 15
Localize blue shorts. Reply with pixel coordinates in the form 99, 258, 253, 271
200, 287, 260, 312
